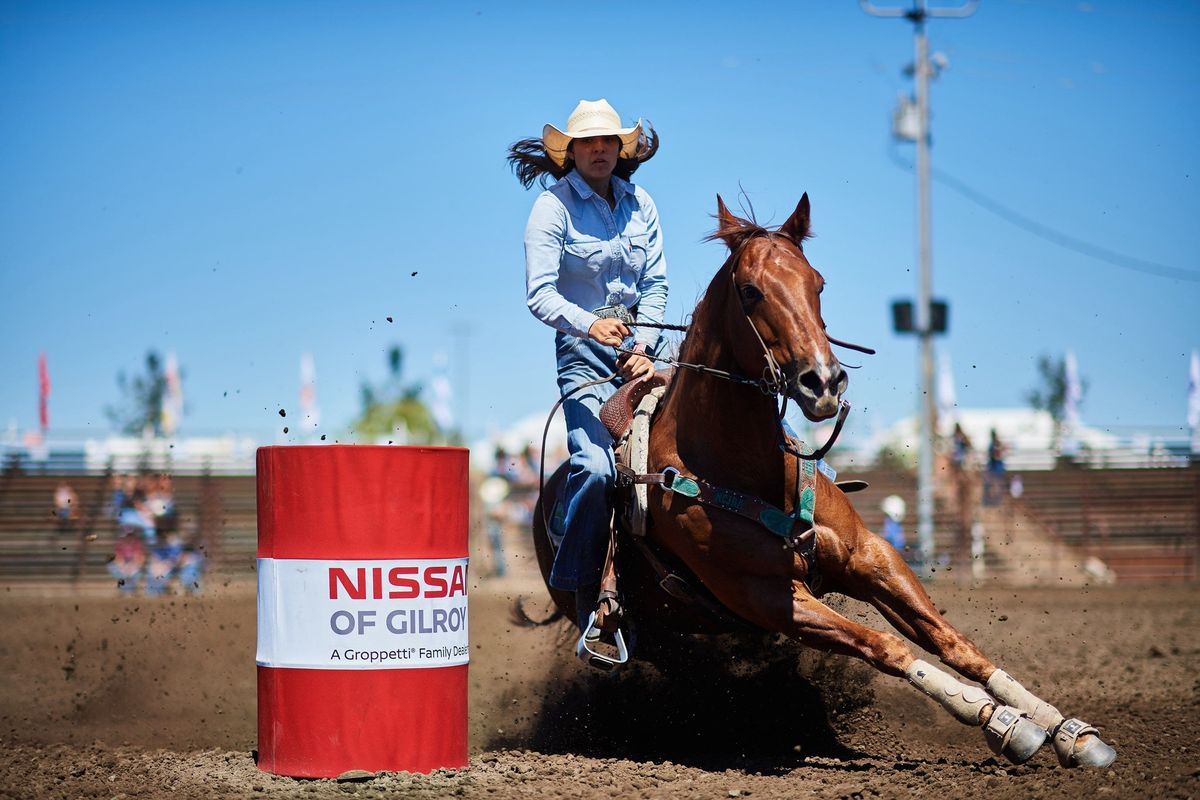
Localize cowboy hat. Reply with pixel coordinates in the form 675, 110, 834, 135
542, 99, 643, 168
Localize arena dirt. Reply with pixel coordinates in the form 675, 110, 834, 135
1, 579, 1197, 799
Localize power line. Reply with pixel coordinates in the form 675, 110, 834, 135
888, 147, 1200, 283
864, 0, 978, 577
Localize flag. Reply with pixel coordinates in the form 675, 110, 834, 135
300, 352, 320, 431
1064, 350, 1082, 430
161, 351, 184, 436
1187, 350, 1200, 430
430, 351, 454, 434
37, 352, 50, 432
936, 351, 956, 435
1061, 350, 1082, 454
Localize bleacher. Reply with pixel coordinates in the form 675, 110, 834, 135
835, 462, 1199, 582
1, 459, 1196, 587
0, 466, 259, 586
1005, 464, 1199, 581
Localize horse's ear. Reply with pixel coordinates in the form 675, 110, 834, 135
715, 194, 741, 249
780, 193, 812, 244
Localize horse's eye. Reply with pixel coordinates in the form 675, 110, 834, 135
739, 284, 763, 304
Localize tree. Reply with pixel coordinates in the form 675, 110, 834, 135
106, 350, 178, 436
351, 345, 442, 444
1025, 353, 1087, 450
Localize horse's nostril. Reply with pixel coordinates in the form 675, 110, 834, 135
799, 371, 824, 395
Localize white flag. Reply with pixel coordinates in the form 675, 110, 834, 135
161, 351, 183, 437
1187, 350, 1200, 430
936, 351, 957, 435
430, 351, 454, 433
1061, 350, 1082, 454
1063, 350, 1082, 430
300, 353, 320, 430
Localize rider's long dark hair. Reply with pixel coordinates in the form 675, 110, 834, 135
506, 123, 659, 190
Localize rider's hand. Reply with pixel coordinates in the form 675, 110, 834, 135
618, 349, 655, 382
588, 318, 630, 347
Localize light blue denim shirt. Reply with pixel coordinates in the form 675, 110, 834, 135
524, 170, 668, 350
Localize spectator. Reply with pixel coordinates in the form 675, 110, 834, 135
1009, 474, 1024, 499
478, 447, 512, 578
53, 481, 78, 535
177, 537, 206, 594
107, 474, 127, 519
951, 423, 973, 470
880, 495, 907, 557
108, 531, 145, 594
118, 487, 157, 542
949, 423, 976, 579
984, 428, 1008, 506
146, 474, 177, 535
144, 530, 184, 596
506, 445, 541, 528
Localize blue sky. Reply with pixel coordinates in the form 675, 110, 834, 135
2, 0, 1197, 446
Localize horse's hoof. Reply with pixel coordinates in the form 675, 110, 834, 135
1053, 718, 1116, 768
984, 705, 1047, 765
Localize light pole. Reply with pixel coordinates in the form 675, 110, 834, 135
862, 0, 977, 573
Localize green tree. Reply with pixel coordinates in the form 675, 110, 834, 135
106, 350, 176, 436
351, 345, 442, 444
1025, 353, 1087, 450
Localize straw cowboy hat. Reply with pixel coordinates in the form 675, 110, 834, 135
542, 99, 643, 168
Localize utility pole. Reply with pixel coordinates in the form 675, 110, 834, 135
862, 0, 977, 574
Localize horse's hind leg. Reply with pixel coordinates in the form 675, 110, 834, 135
722, 579, 1046, 765
821, 519, 1116, 768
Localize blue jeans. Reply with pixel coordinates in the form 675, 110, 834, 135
548, 332, 646, 591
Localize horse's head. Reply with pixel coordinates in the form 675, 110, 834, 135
712, 193, 847, 422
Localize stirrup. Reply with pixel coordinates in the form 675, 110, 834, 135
575, 611, 629, 672
587, 591, 622, 641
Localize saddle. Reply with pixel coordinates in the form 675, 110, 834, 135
579, 370, 746, 670
599, 368, 674, 441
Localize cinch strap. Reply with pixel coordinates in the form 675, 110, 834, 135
617, 464, 816, 549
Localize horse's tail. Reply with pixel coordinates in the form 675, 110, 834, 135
510, 595, 565, 627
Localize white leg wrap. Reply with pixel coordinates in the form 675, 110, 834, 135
1052, 717, 1117, 768
986, 669, 1065, 732
984, 705, 1048, 765
906, 659, 994, 725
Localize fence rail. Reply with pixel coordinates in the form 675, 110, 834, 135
2, 454, 1197, 589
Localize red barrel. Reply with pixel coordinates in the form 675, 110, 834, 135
255, 445, 469, 778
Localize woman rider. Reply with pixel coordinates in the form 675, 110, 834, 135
507, 99, 668, 633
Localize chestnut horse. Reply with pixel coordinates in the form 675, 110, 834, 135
531, 194, 1115, 769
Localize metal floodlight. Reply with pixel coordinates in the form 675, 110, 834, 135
892, 299, 949, 334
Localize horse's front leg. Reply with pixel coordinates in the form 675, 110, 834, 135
719, 573, 1046, 765
814, 483, 1117, 768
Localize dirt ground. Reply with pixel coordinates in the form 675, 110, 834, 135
1, 577, 1197, 800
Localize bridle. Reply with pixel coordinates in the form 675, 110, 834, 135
615, 231, 873, 461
